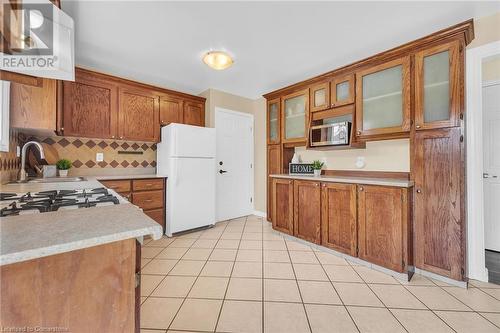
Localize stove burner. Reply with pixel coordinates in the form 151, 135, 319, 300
0, 188, 120, 217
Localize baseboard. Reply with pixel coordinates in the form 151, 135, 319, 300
252, 210, 266, 218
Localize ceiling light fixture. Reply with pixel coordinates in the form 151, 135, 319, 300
203, 51, 233, 70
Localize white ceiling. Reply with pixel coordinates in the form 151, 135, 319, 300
62, 1, 499, 99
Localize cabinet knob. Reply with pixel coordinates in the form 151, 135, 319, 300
359, 187, 364, 191
289, 181, 293, 184
356, 131, 361, 135
416, 189, 422, 193
111, 135, 115, 139
315, 183, 319, 187
322, 184, 326, 187
416, 125, 421, 129
120, 136, 124, 140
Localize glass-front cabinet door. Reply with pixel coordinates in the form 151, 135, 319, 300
282, 89, 309, 142
415, 40, 461, 130
330, 74, 355, 108
267, 98, 281, 144
310, 82, 330, 112
355, 56, 411, 138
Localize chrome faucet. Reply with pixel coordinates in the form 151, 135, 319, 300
19, 141, 45, 182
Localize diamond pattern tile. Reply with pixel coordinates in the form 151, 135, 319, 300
109, 160, 119, 168
132, 143, 140, 150
85, 140, 96, 148
121, 160, 130, 168
131, 160, 140, 167
97, 141, 108, 149
72, 160, 83, 168
141, 143, 149, 150
84, 160, 96, 168
42, 137, 55, 145
110, 142, 119, 149
72, 139, 83, 148
121, 142, 130, 150
141, 160, 149, 167
57, 138, 70, 147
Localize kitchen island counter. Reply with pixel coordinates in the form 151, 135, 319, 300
0, 178, 163, 266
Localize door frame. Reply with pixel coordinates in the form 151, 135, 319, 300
466, 40, 500, 282
214, 107, 255, 221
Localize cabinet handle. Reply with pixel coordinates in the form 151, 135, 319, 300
144, 199, 153, 203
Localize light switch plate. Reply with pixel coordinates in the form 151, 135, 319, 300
96, 152, 104, 162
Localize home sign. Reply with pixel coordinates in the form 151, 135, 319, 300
289, 163, 314, 176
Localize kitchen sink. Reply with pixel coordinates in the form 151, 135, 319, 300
12, 177, 87, 183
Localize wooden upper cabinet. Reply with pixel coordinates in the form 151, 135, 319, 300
358, 185, 408, 272
159, 95, 183, 126
183, 100, 205, 127
118, 88, 159, 142
293, 180, 321, 244
10, 78, 57, 132
414, 128, 463, 280
321, 183, 357, 256
272, 178, 294, 235
62, 72, 118, 139
331, 74, 355, 108
415, 40, 462, 130
355, 56, 411, 139
267, 98, 281, 144
310, 82, 330, 112
267, 145, 281, 222
282, 89, 309, 143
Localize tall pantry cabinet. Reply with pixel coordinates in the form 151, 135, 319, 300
412, 38, 466, 281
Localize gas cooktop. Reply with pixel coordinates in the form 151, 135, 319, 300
0, 188, 120, 217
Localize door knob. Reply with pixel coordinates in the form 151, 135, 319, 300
484, 173, 498, 178
219, 170, 228, 174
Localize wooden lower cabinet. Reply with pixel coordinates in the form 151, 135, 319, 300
321, 183, 357, 256
414, 128, 464, 280
293, 180, 321, 244
270, 177, 412, 274
267, 144, 281, 222
272, 178, 294, 234
1, 239, 137, 332
100, 178, 166, 232
357, 185, 410, 273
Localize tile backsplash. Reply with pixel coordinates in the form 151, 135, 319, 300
23, 134, 157, 174
0, 129, 21, 183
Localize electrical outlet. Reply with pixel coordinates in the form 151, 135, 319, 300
96, 153, 104, 162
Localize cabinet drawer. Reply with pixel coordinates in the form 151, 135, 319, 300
132, 190, 164, 210
144, 208, 164, 226
100, 180, 131, 193
132, 178, 164, 191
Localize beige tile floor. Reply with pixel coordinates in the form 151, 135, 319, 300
140, 215, 500, 333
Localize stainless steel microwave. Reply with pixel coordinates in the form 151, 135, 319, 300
309, 121, 350, 147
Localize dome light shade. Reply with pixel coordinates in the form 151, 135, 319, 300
203, 51, 233, 70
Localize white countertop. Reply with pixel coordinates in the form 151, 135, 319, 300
269, 174, 414, 188
0, 175, 164, 266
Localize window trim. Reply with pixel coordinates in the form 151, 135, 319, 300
0, 80, 10, 152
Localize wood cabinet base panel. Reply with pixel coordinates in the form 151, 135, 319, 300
0, 239, 136, 332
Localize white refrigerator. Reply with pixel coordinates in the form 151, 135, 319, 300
157, 124, 216, 236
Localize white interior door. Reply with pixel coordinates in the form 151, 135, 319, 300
483, 81, 500, 252
215, 108, 254, 222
